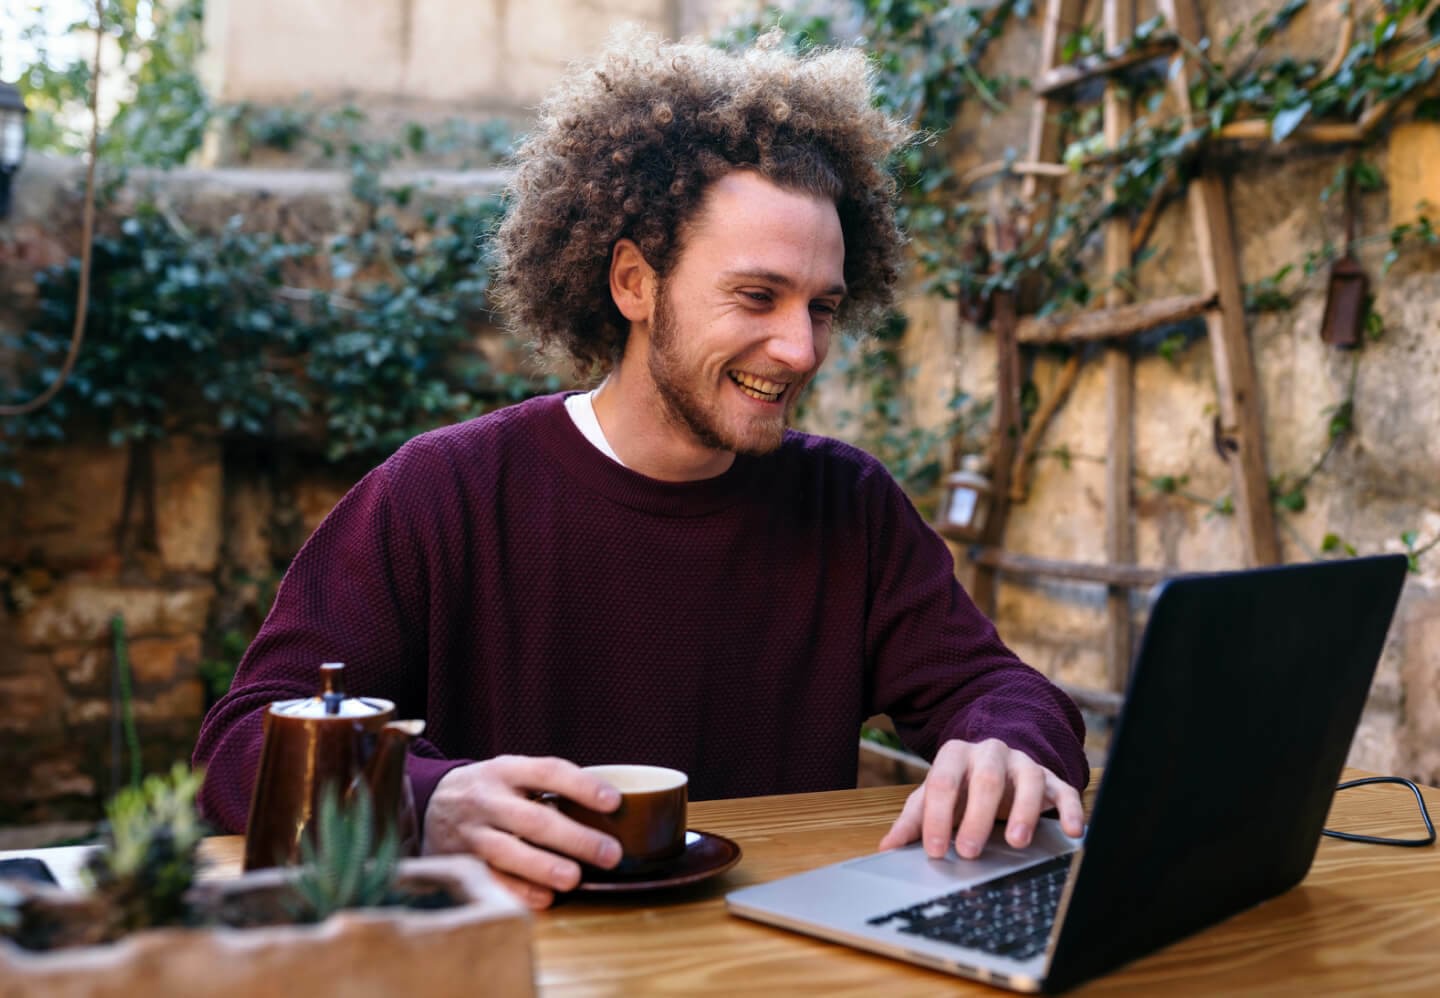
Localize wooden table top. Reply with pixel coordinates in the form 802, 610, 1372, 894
174, 769, 1440, 994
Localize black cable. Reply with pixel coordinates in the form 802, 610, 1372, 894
1321, 776, 1436, 847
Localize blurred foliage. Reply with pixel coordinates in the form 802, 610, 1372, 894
84, 763, 207, 938
6, 1, 210, 164
1, 2, 546, 474
2, 180, 557, 463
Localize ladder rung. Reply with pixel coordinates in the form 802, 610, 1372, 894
1016, 292, 1216, 345
1216, 117, 1365, 145
968, 547, 1170, 588
1054, 681, 1125, 717
1035, 37, 1180, 99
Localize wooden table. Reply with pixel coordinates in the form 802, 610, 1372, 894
18, 769, 1437, 994
524, 771, 1440, 995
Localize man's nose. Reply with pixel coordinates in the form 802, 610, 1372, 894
767, 306, 821, 372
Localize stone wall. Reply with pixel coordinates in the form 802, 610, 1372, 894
199, 0, 755, 163
0, 156, 508, 825
0, 432, 215, 823
798, 0, 1440, 783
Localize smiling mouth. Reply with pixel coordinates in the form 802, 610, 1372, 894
729, 371, 788, 403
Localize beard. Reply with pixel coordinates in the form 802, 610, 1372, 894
647, 281, 795, 457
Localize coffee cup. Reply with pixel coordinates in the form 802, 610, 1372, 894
559, 764, 688, 873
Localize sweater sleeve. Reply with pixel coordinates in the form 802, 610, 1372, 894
863, 470, 1089, 791
192, 444, 471, 834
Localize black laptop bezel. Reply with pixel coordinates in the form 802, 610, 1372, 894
1042, 555, 1408, 993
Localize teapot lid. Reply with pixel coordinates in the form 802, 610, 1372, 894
268, 662, 394, 719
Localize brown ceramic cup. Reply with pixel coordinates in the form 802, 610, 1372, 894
558, 764, 688, 874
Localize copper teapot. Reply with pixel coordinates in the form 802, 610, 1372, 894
242, 662, 425, 871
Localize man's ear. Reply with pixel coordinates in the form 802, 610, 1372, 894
610, 239, 656, 323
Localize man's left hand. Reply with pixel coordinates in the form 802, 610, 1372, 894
878, 737, 1085, 859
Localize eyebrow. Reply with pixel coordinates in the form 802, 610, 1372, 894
722, 269, 847, 298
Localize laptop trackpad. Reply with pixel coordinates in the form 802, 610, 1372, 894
847, 844, 1033, 888
845, 823, 1073, 889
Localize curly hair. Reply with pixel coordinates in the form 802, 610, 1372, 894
492, 29, 912, 373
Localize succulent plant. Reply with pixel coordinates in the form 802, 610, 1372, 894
292, 782, 400, 923
84, 763, 208, 938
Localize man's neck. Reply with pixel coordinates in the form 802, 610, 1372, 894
591, 364, 737, 482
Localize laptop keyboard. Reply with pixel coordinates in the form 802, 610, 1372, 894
865, 853, 1074, 961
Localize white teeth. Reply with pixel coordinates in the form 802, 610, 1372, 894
729, 371, 786, 402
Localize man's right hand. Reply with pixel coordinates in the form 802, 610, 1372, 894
421, 755, 623, 909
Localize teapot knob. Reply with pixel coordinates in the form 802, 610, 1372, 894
320, 662, 346, 715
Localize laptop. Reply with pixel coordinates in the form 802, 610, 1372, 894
727, 555, 1408, 993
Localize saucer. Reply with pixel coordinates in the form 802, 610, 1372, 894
574, 830, 741, 893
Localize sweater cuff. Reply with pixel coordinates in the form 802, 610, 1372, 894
408, 754, 474, 832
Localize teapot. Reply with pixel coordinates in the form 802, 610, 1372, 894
242, 661, 426, 871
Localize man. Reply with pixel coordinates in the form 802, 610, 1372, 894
194, 32, 1088, 910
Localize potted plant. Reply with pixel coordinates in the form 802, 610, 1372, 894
0, 766, 535, 997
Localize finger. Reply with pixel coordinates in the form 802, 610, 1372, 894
921, 742, 969, 858
466, 824, 586, 894
1004, 758, 1047, 849
487, 866, 557, 911
487, 793, 623, 870
954, 740, 1009, 859
1049, 776, 1086, 837
878, 786, 927, 850
490, 755, 623, 812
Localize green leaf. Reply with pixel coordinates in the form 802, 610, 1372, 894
1277, 489, 1306, 513
1328, 400, 1354, 440
1353, 161, 1385, 192
1365, 307, 1385, 341
1270, 100, 1312, 142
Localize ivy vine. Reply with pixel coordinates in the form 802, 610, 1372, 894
3, 177, 552, 468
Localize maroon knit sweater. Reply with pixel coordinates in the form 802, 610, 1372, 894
193, 393, 1087, 833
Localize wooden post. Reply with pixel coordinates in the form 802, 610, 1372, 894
1021, 0, 1087, 217
1102, 0, 1137, 689
1161, 0, 1281, 566
975, 0, 1085, 617
973, 284, 1022, 618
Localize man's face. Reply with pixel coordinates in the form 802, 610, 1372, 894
644, 171, 846, 457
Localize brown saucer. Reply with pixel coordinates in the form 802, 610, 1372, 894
574, 830, 742, 893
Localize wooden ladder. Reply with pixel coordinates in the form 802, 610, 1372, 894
966, 0, 1280, 714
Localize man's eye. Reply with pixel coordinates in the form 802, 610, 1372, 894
811, 301, 840, 316
742, 291, 773, 305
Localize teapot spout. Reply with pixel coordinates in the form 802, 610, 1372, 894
356, 718, 426, 855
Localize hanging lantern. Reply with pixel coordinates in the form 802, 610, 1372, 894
937, 455, 993, 543
1320, 164, 1368, 350
1319, 254, 1367, 349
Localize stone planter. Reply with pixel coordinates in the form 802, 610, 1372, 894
0, 855, 535, 998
